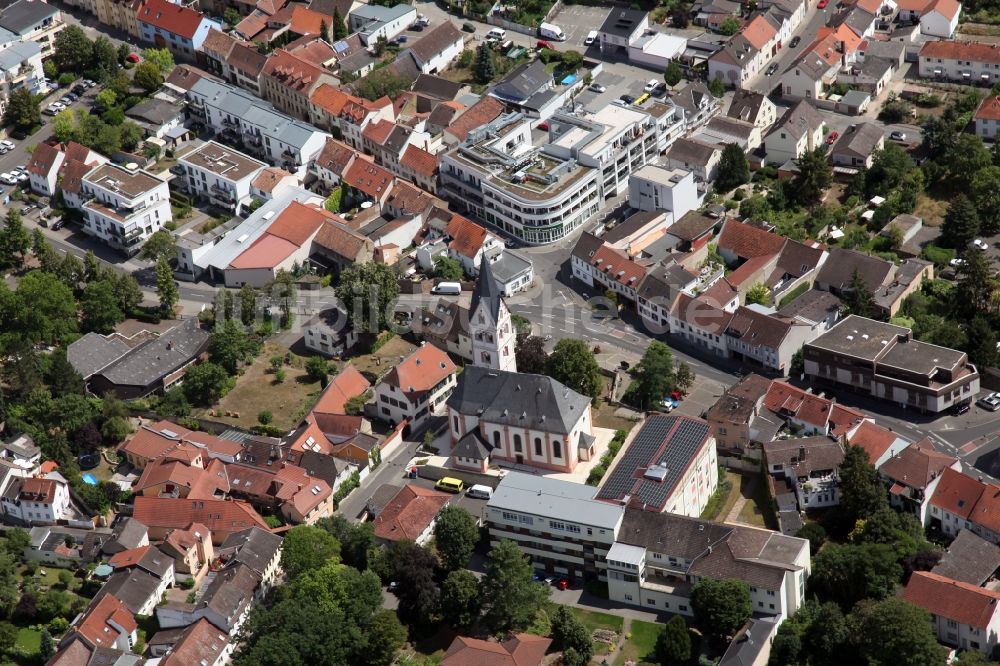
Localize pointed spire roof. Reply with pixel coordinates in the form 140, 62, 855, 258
470, 256, 502, 322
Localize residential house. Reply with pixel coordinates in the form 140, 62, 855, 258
902, 571, 1000, 655
156, 562, 260, 635
132, 496, 269, 545
441, 634, 552, 666
918, 40, 1000, 84
96, 0, 142, 39
931, 528, 1000, 586
216, 526, 283, 591
375, 343, 457, 429
879, 438, 960, 522
226, 40, 268, 95
727, 89, 778, 130
0, 0, 64, 59
137, 0, 223, 59
399, 21, 464, 75
24, 526, 108, 568
762, 380, 865, 436
67, 319, 210, 400
102, 518, 150, 555
0, 434, 39, 473
74, 163, 172, 256
814, 248, 931, 317
26, 141, 65, 196
159, 525, 214, 582
764, 435, 845, 509
250, 166, 297, 201
829, 121, 885, 170
703, 373, 778, 455
178, 140, 266, 215
898, 0, 962, 37
66, 594, 137, 652
596, 415, 718, 516
447, 366, 595, 473
975, 95, 1000, 140
153, 618, 232, 666
108, 545, 175, 605
664, 137, 722, 182
97, 567, 167, 615
125, 96, 187, 140
302, 307, 358, 358
348, 3, 415, 44
845, 419, 910, 467
670, 82, 719, 130
260, 48, 337, 120
597, 8, 649, 52
371, 484, 451, 545
1, 476, 71, 525
763, 100, 824, 165
117, 419, 242, 470
225, 462, 335, 524
627, 165, 701, 219
695, 115, 763, 152
0, 41, 43, 117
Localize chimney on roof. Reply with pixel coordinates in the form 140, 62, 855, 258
799, 445, 806, 461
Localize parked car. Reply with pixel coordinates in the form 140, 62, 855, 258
537, 40, 554, 50
766, 62, 779, 75
1, 173, 17, 186
585, 30, 598, 45
1, 140, 15, 150
889, 130, 907, 142
972, 238, 989, 251
72, 84, 86, 95
950, 401, 971, 416
15, 173, 27, 183
619, 94, 635, 105
84, 79, 97, 88
644, 78, 660, 92
977, 393, 1000, 411
790, 35, 801, 47
126, 52, 140, 63
556, 578, 571, 590
950, 257, 967, 268
588, 83, 606, 93
818, 0, 828, 8
825, 131, 839, 145
462, 22, 476, 32
537, 122, 549, 131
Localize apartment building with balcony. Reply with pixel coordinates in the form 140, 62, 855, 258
178, 140, 266, 215
486, 472, 625, 581
186, 77, 329, 179
0, 41, 42, 117
0, 0, 64, 59
78, 164, 171, 255
95, 0, 141, 38
802, 315, 980, 413
918, 40, 1000, 84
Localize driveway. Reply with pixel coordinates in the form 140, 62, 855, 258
547, 4, 610, 48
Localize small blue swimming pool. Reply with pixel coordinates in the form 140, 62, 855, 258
82, 474, 98, 486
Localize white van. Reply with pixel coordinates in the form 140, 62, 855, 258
539, 22, 566, 41
432, 281, 462, 295
467, 484, 493, 500
585, 30, 598, 45
487, 27, 506, 41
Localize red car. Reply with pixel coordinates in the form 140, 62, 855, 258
537, 122, 550, 131
126, 52, 140, 63
825, 131, 839, 145
818, 0, 828, 7
537, 40, 554, 50
557, 579, 570, 590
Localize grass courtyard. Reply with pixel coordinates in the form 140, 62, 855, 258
615, 619, 662, 666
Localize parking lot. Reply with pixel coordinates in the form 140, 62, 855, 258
547, 4, 610, 49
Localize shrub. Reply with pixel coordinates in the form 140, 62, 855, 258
258, 410, 273, 425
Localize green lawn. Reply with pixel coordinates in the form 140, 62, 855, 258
615, 619, 662, 666
701, 471, 739, 521
737, 472, 778, 529
16, 627, 40, 653
567, 607, 625, 655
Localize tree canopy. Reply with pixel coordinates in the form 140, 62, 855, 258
690, 578, 751, 642
481, 539, 550, 633
544, 338, 602, 404
335, 263, 400, 333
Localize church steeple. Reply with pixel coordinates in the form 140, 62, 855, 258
469, 256, 517, 372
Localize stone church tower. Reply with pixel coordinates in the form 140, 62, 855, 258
469, 257, 517, 372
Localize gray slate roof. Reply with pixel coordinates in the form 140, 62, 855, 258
96, 569, 161, 614
470, 256, 503, 322
218, 527, 282, 578
931, 528, 1000, 586
0, 0, 59, 35
489, 472, 624, 529
453, 430, 493, 460
93, 318, 210, 389
446, 366, 591, 435
492, 60, 549, 103
67, 333, 130, 380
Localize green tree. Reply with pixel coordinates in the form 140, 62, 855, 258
545, 338, 602, 404
630, 341, 676, 410
551, 606, 593, 666
803, 602, 850, 666
841, 267, 875, 318
434, 255, 464, 281
140, 230, 175, 263
393, 542, 440, 629
0, 208, 31, 270
839, 444, 886, 525
0, 551, 17, 617
81, 280, 124, 333
3, 88, 39, 130
156, 257, 178, 316
1, 528, 31, 558
474, 43, 497, 84
515, 335, 547, 374
366, 609, 407, 666
965, 315, 1000, 367
133, 60, 164, 93
675, 361, 695, 391
941, 193, 980, 250
481, 539, 550, 633
304, 355, 329, 383
95, 88, 117, 109
717, 143, 750, 191
142, 48, 175, 75
208, 319, 260, 374
351, 69, 411, 101
708, 76, 726, 97
239, 283, 257, 326
441, 569, 481, 628
109, 271, 143, 314
433, 505, 479, 571
970, 165, 1000, 234
957, 246, 998, 315
745, 281, 771, 306
318, 515, 375, 570
281, 524, 340, 578
796, 522, 827, 554
120, 121, 143, 151
14, 271, 78, 344
561, 50, 584, 73
793, 147, 833, 207
39, 628, 55, 661
182, 362, 233, 406
53, 25, 93, 73
224, 7, 241, 26
159, 386, 190, 417
333, 7, 348, 40
719, 16, 740, 34
92, 36, 119, 79
0, 622, 16, 654
809, 542, 902, 610
690, 578, 751, 642
656, 615, 692, 665
335, 262, 400, 333
848, 597, 944, 666
946, 133, 992, 189
664, 60, 683, 87
319, 18, 330, 42
52, 108, 78, 143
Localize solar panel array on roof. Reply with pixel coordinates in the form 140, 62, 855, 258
596, 415, 710, 510
333, 40, 349, 53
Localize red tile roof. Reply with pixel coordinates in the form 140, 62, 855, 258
400, 144, 439, 178
251, 166, 294, 193
229, 234, 299, 270
109, 545, 152, 570
847, 420, 899, 464
828, 403, 865, 437
976, 96, 1000, 122
589, 244, 648, 288
970, 485, 1000, 535
311, 84, 356, 117
441, 633, 552, 666
446, 213, 489, 260
763, 381, 834, 430
137, 0, 207, 38
920, 40, 1000, 65
373, 484, 450, 541
315, 136, 361, 176
313, 365, 371, 415
717, 219, 785, 260
930, 467, 985, 519
19, 477, 58, 503
132, 496, 268, 534
741, 15, 776, 50
362, 119, 395, 145
27, 141, 62, 178
880, 438, 957, 490
267, 200, 329, 245
343, 159, 394, 199
448, 96, 505, 142
289, 5, 327, 35
902, 571, 1000, 629
160, 619, 230, 666
75, 594, 136, 649
384, 344, 456, 398
262, 49, 326, 93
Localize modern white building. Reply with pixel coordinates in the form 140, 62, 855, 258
1, 476, 71, 525
0, 40, 42, 117
348, 4, 415, 45
178, 141, 267, 215
763, 436, 846, 509
627, 165, 700, 219
78, 164, 172, 256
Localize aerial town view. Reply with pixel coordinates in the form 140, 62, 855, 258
0, 0, 999, 661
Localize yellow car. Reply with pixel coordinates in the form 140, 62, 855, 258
634, 92, 650, 106
435, 477, 465, 493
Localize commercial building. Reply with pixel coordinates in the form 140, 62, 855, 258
77, 163, 172, 255
348, 4, 415, 45
627, 165, 701, 219
802, 315, 980, 413
178, 141, 266, 215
